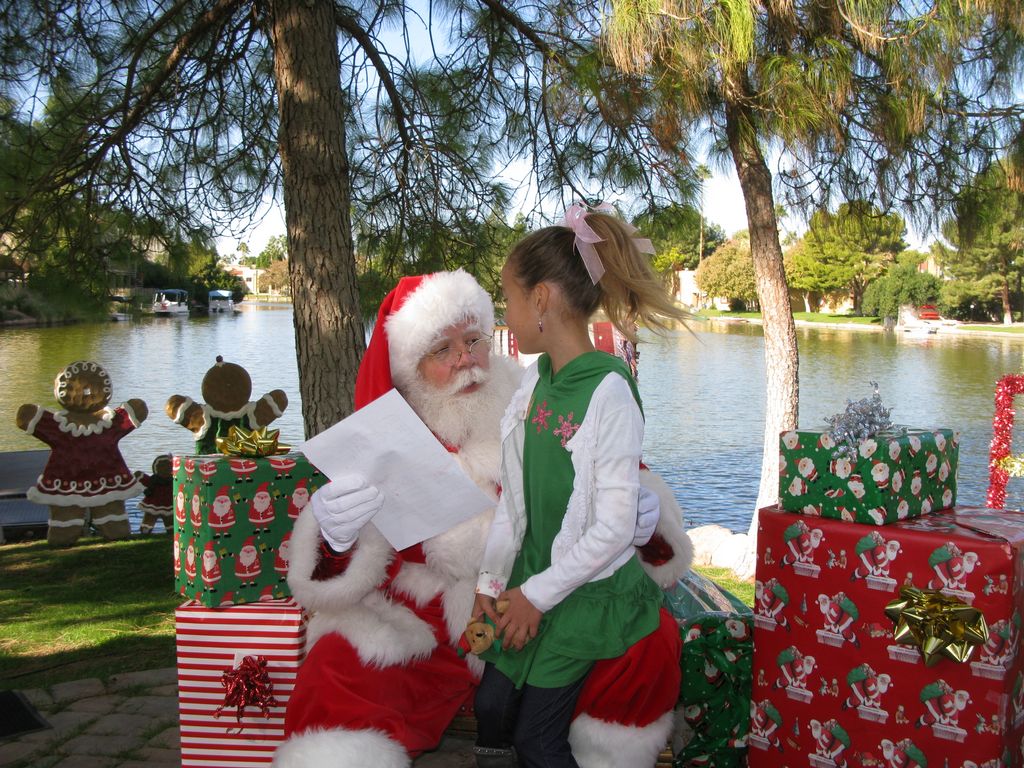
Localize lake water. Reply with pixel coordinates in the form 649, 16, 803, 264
2, 307, 1022, 533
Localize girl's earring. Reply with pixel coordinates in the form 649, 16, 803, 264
537, 318, 544, 333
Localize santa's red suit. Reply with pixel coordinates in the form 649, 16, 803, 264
275, 271, 693, 768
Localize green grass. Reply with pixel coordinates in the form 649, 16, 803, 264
696, 308, 882, 325
958, 324, 1024, 334
0, 536, 179, 690
693, 565, 754, 606
0, 534, 752, 691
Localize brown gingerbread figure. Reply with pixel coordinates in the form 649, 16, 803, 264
165, 356, 288, 454
15, 360, 147, 547
138, 454, 174, 534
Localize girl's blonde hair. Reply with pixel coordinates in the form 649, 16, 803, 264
506, 211, 690, 343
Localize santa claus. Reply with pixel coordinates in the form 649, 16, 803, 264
189, 487, 203, 529
184, 537, 197, 583
208, 486, 236, 537
175, 483, 187, 528
275, 532, 291, 580
275, 270, 692, 768
287, 479, 310, 520
201, 540, 221, 591
248, 481, 275, 531
235, 536, 262, 585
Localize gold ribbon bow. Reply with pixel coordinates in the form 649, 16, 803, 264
884, 586, 988, 666
216, 425, 290, 457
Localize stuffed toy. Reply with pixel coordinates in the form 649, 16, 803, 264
138, 454, 174, 534
165, 356, 288, 454
458, 600, 510, 657
15, 360, 147, 547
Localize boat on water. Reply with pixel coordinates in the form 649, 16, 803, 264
901, 323, 938, 337
152, 289, 190, 316
207, 289, 237, 313
108, 295, 134, 322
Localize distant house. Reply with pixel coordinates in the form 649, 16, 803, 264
229, 265, 264, 294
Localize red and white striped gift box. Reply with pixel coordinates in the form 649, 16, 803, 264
176, 598, 307, 767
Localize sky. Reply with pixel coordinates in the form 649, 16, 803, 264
216, 165, 928, 260
215, 169, 756, 260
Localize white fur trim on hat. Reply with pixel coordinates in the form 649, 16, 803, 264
272, 727, 410, 768
385, 269, 495, 389
568, 711, 674, 768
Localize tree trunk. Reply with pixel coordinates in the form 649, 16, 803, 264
269, 0, 365, 437
724, 99, 799, 560
1002, 280, 1012, 325
803, 292, 811, 313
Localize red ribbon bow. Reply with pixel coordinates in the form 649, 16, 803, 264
214, 655, 279, 724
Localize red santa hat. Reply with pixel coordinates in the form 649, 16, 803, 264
216, 486, 230, 500
255, 481, 270, 495
241, 536, 256, 550
354, 270, 494, 409
204, 540, 215, 552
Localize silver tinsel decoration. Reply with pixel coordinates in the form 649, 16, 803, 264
824, 382, 895, 459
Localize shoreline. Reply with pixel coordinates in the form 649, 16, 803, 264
702, 314, 1024, 340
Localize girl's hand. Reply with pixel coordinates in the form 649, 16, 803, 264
473, 593, 499, 624
495, 587, 542, 651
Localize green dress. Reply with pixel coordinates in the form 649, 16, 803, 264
482, 351, 662, 688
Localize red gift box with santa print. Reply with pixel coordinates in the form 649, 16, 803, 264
750, 505, 1024, 768
176, 597, 307, 767
172, 451, 324, 607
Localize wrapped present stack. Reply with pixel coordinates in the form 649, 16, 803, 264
751, 390, 1023, 766
177, 598, 307, 767
665, 571, 753, 767
171, 442, 323, 606
167, 359, 319, 766
750, 505, 1024, 766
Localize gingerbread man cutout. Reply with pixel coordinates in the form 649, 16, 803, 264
165, 356, 288, 454
15, 360, 147, 546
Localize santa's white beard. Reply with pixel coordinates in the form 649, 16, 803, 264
403, 365, 505, 449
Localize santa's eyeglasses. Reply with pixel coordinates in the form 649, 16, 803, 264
425, 335, 492, 366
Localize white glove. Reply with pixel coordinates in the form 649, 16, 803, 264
633, 484, 660, 546
311, 474, 384, 553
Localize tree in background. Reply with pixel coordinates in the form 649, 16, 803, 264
937, 162, 1024, 324
784, 238, 845, 313
604, 0, 1023, 569
802, 202, 908, 315
243, 235, 288, 269
632, 202, 726, 295
260, 259, 291, 295
0, 1, 696, 436
861, 258, 941, 322
695, 233, 757, 309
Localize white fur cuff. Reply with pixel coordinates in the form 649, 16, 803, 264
272, 727, 410, 768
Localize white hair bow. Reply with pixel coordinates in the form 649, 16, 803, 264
557, 202, 655, 284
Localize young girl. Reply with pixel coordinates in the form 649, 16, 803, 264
472, 204, 690, 768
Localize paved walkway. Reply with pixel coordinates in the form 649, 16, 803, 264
0, 668, 475, 768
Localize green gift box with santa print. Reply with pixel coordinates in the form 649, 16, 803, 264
171, 451, 324, 607
778, 428, 959, 525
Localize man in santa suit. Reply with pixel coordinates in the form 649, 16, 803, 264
276, 270, 693, 768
